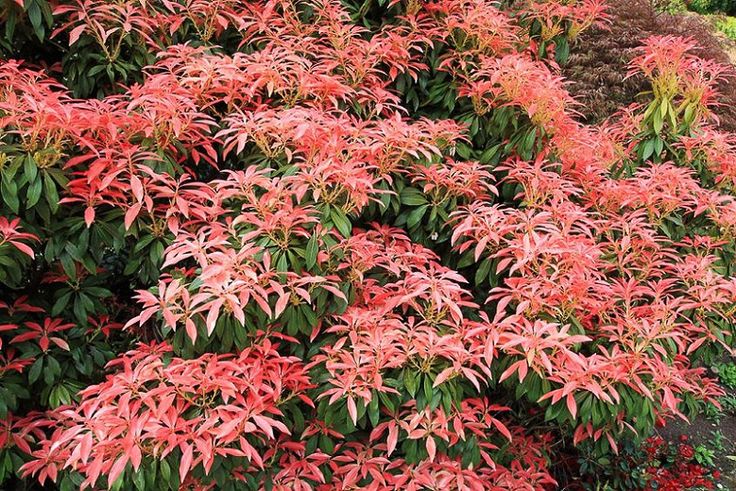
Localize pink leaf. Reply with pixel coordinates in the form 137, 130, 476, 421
107, 454, 128, 488
346, 397, 358, 425
180, 444, 193, 482
425, 436, 436, 462
9, 241, 34, 259
68, 25, 86, 45
84, 207, 96, 228
387, 424, 399, 456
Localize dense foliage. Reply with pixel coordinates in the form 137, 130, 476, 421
688, 0, 736, 16
1, 0, 736, 489
562, 0, 736, 132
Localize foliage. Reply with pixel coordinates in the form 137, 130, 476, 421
642, 435, 720, 490
712, 361, 736, 389
562, 0, 736, 132
714, 15, 736, 41
0, 0, 735, 490
688, 0, 736, 16
655, 0, 688, 14
704, 360, 736, 421
588, 434, 720, 490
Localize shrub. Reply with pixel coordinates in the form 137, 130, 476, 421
0, 0, 735, 490
688, 0, 736, 15
563, 0, 736, 132
714, 15, 736, 40
712, 361, 736, 388
656, 0, 688, 14
582, 435, 720, 490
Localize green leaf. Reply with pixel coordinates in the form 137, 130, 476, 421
1, 177, 19, 213
25, 0, 44, 40
406, 204, 428, 229
45, 356, 60, 384
653, 111, 664, 134
26, 176, 43, 208
456, 142, 472, 159
85, 286, 112, 298
43, 172, 60, 212
400, 187, 428, 206
149, 240, 165, 265
23, 153, 38, 182
474, 258, 492, 285
653, 136, 663, 156
133, 467, 146, 491
368, 395, 379, 426
555, 37, 570, 63
330, 207, 352, 237
641, 138, 655, 161
319, 434, 335, 453
51, 291, 73, 316
133, 234, 156, 253
305, 233, 319, 270
60, 254, 77, 281
403, 369, 418, 397
422, 374, 433, 403
160, 459, 171, 483
28, 357, 43, 384
73, 296, 87, 323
